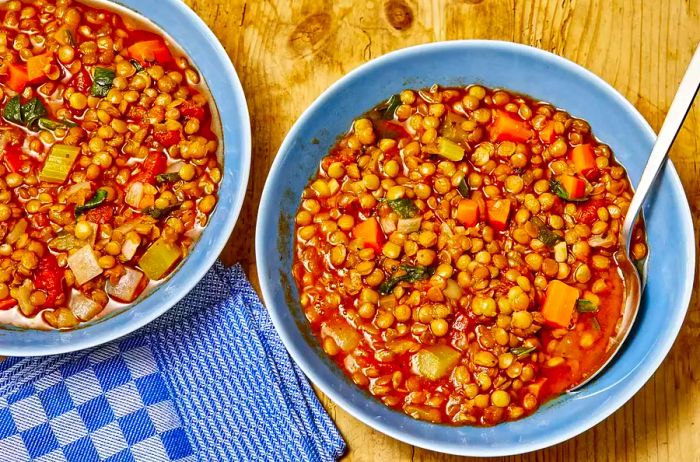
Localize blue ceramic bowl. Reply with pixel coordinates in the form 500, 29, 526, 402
256, 41, 695, 456
0, 0, 251, 356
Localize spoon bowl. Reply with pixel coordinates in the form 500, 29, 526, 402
570, 43, 700, 390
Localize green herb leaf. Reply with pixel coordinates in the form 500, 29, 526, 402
20, 97, 48, 130
591, 317, 601, 331
510, 346, 536, 358
457, 178, 470, 198
382, 94, 401, 120
38, 117, 77, 131
130, 59, 144, 72
3, 95, 22, 125
75, 189, 108, 216
386, 198, 418, 219
90, 67, 116, 97
142, 204, 180, 220
530, 217, 562, 247
155, 172, 181, 183
576, 299, 599, 313
379, 265, 434, 295
550, 178, 588, 202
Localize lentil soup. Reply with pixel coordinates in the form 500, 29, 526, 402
292, 85, 647, 426
0, 0, 222, 329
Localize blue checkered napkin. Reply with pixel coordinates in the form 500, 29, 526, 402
0, 262, 346, 462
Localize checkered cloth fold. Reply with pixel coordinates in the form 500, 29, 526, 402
0, 262, 345, 462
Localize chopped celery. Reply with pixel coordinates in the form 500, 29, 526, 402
39, 144, 80, 183
138, 238, 181, 280
437, 137, 465, 161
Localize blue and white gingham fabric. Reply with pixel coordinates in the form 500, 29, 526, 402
0, 262, 346, 462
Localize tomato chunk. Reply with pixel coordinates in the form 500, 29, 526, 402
34, 253, 65, 308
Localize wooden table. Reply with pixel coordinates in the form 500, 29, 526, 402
185, 0, 700, 460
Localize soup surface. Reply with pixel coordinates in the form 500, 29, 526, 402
292, 85, 647, 425
0, 0, 221, 329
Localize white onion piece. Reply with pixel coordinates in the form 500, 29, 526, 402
106, 267, 144, 302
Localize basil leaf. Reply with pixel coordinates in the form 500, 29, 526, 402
155, 172, 181, 183
576, 299, 599, 313
457, 178, 470, 198
90, 67, 115, 97
75, 189, 108, 216
530, 217, 562, 247
3, 95, 22, 125
550, 178, 588, 202
510, 346, 536, 358
130, 59, 144, 72
386, 198, 418, 219
142, 203, 180, 220
20, 97, 48, 130
379, 265, 434, 295
382, 94, 401, 120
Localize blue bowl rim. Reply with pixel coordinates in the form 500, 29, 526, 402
256, 40, 695, 456
1, 0, 252, 356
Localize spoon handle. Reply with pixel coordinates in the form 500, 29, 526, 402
622, 44, 700, 251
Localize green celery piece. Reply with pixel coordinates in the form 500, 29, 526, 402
576, 299, 599, 313
436, 137, 465, 161
39, 144, 80, 183
138, 238, 181, 280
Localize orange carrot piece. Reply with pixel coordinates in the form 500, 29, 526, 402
539, 121, 556, 144
541, 280, 580, 328
27, 52, 53, 84
128, 40, 172, 65
6, 63, 28, 92
456, 199, 479, 227
486, 199, 511, 231
569, 144, 597, 177
559, 175, 586, 200
352, 217, 384, 252
489, 110, 534, 143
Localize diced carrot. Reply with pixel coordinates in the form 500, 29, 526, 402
6, 63, 28, 92
486, 199, 511, 231
559, 175, 586, 200
569, 144, 597, 177
128, 40, 172, 65
489, 110, 534, 143
54, 25, 75, 46
352, 217, 384, 252
541, 280, 580, 328
539, 121, 556, 144
456, 199, 479, 227
27, 52, 53, 84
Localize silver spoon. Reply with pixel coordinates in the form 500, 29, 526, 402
570, 45, 700, 391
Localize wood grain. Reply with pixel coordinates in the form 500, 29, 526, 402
183, 0, 700, 460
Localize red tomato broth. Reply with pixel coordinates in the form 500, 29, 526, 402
292, 85, 646, 425
0, 0, 222, 330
